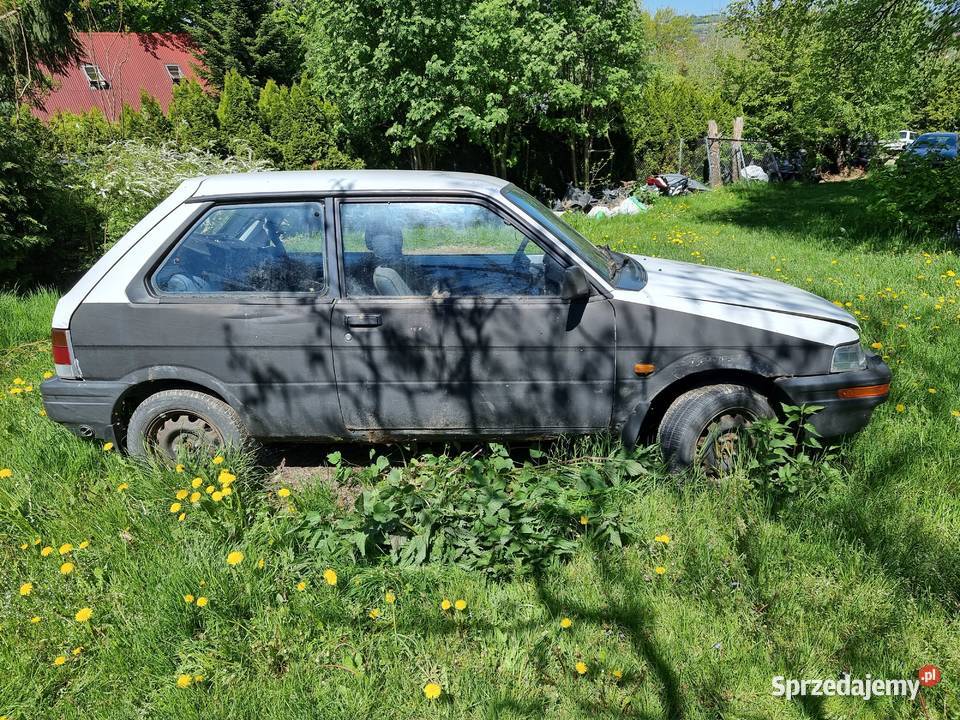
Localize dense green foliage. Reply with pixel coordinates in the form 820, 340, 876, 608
0, 110, 99, 287
0, 0, 80, 103
870, 155, 960, 238
306, 443, 651, 575
2, 185, 959, 717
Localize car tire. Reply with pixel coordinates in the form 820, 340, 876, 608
127, 389, 248, 460
657, 384, 775, 473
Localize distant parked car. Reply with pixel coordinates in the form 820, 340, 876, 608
902, 132, 958, 161
881, 130, 918, 153
41, 171, 891, 472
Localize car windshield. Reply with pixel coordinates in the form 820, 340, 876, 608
502, 186, 613, 281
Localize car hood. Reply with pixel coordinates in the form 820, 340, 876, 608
629, 254, 858, 329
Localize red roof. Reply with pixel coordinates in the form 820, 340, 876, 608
33, 32, 206, 121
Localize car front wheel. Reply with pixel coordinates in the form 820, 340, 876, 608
127, 389, 247, 460
657, 384, 775, 473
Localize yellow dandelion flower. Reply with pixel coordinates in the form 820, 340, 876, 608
72, 646, 82, 656
59, 562, 75, 576
895, 403, 906, 413
176, 674, 192, 689
205, 485, 215, 494
12, 377, 23, 385
423, 682, 442, 700
40, 546, 53, 557
952, 410, 960, 418
58, 543, 73, 555
929, 388, 938, 394
74, 607, 92, 623
191, 477, 203, 489
178, 512, 186, 522
575, 661, 588, 675
169, 502, 182, 513
655, 534, 671, 544
211, 491, 223, 502
277, 487, 290, 498
190, 491, 201, 503
30, 615, 41, 623
175, 489, 189, 500
78, 540, 89, 549
39, 409, 46, 416
560, 617, 573, 629
870, 342, 883, 350
102, 442, 113, 452
454, 599, 467, 611
212, 455, 224, 465
19, 582, 33, 596
654, 566, 666, 575
385, 591, 396, 604
184, 594, 194, 604
579, 515, 589, 526
441, 598, 452, 611
0, 468, 12, 478
323, 568, 337, 586
194, 675, 205, 682
53, 655, 67, 666
612, 669, 623, 679
369, 608, 381, 619
20, 542, 28, 550
218, 470, 235, 486
117, 482, 129, 492
226, 550, 244, 566
43, 371, 54, 379
296, 581, 307, 592
222, 486, 233, 496
195, 596, 208, 608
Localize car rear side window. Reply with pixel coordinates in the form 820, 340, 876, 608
153, 202, 326, 294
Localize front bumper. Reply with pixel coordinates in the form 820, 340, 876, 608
775, 355, 891, 439
40, 378, 126, 444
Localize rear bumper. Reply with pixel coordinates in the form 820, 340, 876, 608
40, 378, 126, 444
774, 355, 891, 439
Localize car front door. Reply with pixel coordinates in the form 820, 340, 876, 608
330, 197, 616, 435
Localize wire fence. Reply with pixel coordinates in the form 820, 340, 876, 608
636, 137, 807, 184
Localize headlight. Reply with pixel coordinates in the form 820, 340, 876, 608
831, 342, 867, 372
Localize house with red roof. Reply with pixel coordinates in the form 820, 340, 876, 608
33, 32, 206, 122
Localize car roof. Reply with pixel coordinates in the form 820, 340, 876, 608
191, 170, 511, 199
915, 132, 957, 140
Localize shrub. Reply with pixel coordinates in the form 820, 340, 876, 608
869, 154, 960, 240
74, 140, 272, 247
301, 442, 657, 577
0, 109, 101, 289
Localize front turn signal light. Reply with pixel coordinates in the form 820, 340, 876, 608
837, 384, 890, 399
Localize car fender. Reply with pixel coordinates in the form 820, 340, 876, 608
618, 349, 784, 447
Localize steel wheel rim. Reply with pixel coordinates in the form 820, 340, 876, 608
146, 411, 223, 458
695, 408, 756, 475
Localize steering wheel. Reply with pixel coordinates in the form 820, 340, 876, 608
261, 215, 288, 258
512, 236, 532, 272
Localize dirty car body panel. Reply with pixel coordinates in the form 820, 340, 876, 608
40, 170, 891, 449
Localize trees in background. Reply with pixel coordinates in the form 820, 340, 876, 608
0, 0, 81, 104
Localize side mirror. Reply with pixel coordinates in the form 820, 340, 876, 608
560, 265, 591, 300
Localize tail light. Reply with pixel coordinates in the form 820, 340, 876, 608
51, 328, 80, 379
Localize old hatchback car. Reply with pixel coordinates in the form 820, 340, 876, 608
41, 170, 890, 469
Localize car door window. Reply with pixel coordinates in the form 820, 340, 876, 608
153, 202, 325, 294
340, 201, 564, 297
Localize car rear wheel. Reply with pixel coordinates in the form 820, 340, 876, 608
657, 384, 775, 473
127, 389, 247, 460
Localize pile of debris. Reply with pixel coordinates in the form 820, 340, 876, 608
553, 174, 710, 218
553, 182, 649, 218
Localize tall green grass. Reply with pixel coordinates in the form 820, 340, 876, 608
1, 182, 957, 719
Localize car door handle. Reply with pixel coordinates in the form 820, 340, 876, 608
344, 313, 382, 328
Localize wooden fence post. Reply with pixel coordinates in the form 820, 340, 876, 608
707, 120, 721, 187
731, 116, 744, 182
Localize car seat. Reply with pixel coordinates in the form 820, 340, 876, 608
365, 225, 414, 296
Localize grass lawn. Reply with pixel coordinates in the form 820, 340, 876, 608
1, 180, 958, 719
